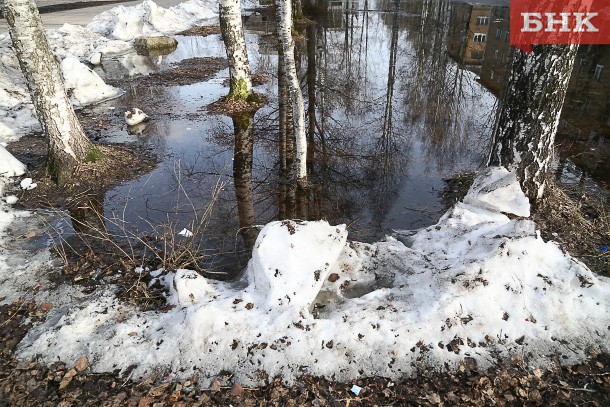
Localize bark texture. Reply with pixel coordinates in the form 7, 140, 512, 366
489, 45, 578, 203
219, 0, 253, 100
5, 0, 93, 183
276, 0, 307, 183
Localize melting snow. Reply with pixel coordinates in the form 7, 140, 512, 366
15, 168, 610, 385
0, 0, 607, 388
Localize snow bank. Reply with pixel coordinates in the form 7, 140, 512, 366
0, 1, 217, 141
17, 168, 610, 386
88, 0, 217, 41
60, 56, 123, 107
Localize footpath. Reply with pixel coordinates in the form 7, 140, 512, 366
0, 0, 184, 29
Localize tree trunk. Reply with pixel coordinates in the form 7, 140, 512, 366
276, 0, 307, 184
232, 112, 259, 250
306, 23, 316, 168
292, 0, 304, 21
489, 45, 578, 203
4, 0, 93, 184
219, 0, 252, 101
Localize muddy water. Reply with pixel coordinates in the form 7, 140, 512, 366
76, 1, 609, 275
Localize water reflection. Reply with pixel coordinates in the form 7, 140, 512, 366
232, 112, 259, 250
446, 0, 609, 192
71, 0, 608, 278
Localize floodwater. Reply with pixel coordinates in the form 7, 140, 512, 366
73, 0, 609, 275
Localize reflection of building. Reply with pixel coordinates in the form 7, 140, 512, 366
479, 6, 513, 93
448, 2, 491, 65
562, 45, 610, 137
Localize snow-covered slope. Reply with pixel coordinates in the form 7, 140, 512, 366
16, 168, 610, 385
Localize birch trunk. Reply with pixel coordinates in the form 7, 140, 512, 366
306, 23, 316, 167
276, 0, 307, 183
4, 0, 93, 183
219, 0, 253, 101
488, 45, 578, 204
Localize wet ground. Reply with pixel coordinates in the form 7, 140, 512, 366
29, 3, 603, 279
1, 2, 609, 405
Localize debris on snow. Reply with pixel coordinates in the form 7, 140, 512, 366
15, 168, 610, 386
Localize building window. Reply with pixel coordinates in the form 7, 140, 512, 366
493, 49, 499, 60
473, 33, 487, 42
578, 58, 587, 75
504, 31, 510, 42
594, 64, 604, 81
496, 28, 502, 39
477, 16, 489, 25
490, 71, 494, 80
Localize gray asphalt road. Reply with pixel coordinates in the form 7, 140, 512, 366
1, 0, 186, 31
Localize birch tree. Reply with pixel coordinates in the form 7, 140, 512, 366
276, 0, 307, 183
488, 45, 578, 204
4, 0, 95, 184
219, 0, 253, 101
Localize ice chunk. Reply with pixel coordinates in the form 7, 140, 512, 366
4, 195, 18, 205
463, 167, 530, 217
171, 269, 213, 307
0, 145, 26, 177
247, 220, 348, 308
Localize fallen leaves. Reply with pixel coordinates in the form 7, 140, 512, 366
1, 300, 609, 406
74, 356, 88, 372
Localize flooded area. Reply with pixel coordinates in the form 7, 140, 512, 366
69, 0, 608, 275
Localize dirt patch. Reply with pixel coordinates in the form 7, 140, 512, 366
7, 139, 156, 210
440, 171, 477, 208
4, 138, 168, 309
207, 93, 269, 116
1, 299, 608, 406
441, 172, 610, 277
108, 57, 228, 88
532, 183, 609, 276
178, 25, 222, 37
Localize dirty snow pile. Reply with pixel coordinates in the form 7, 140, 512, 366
17, 167, 610, 385
0, 143, 58, 303
0, 0, 218, 140
88, 0, 217, 41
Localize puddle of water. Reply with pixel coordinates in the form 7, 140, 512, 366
72, 0, 609, 277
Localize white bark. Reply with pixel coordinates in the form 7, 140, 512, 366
276, 0, 307, 182
4, 0, 92, 182
219, 0, 252, 100
489, 45, 578, 203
